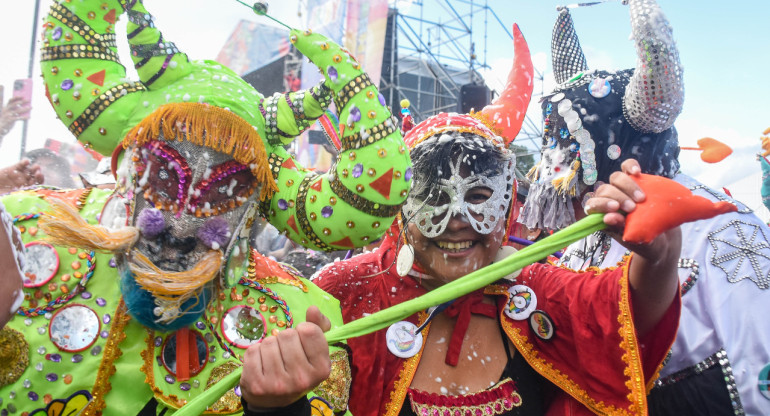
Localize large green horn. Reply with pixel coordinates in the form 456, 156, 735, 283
40, 0, 145, 156
261, 81, 333, 146
261, 29, 412, 251
124, 1, 192, 89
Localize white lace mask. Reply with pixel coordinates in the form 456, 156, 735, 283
403, 156, 514, 238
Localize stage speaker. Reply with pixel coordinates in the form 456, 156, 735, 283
460, 83, 490, 113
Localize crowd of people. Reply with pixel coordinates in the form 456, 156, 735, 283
1, 0, 768, 415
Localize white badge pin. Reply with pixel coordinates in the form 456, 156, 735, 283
505, 285, 537, 321
386, 320, 423, 358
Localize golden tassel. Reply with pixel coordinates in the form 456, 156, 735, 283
129, 250, 222, 300
38, 198, 139, 253
123, 103, 278, 200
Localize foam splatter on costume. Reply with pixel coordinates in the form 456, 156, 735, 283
315, 24, 680, 416
530, 1, 770, 414
0, 0, 409, 414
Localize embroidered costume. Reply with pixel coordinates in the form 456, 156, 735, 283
314, 231, 680, 416
560, 175, 770, 415
520, 0, 770, 414
0, 0, 410, 414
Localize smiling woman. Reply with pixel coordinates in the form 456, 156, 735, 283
311, 20, 689, 416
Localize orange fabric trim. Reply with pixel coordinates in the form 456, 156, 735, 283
501, 321, 631, 415
123, 102, 277, 200
83, 299, 131, 415
616, 255, 648, 414
384, 312, 429, 416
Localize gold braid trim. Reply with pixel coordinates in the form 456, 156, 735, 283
616, 255, 648, 414
123, 103, 277, 200
83, 299, 131, 415
139, 328, 188, 409
384, 313, 429, 416
468, 110, 504, 137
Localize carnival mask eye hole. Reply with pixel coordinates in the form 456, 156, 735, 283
136, 142, 192, 213
188, 161, 256, 217
466, 187, 492, 204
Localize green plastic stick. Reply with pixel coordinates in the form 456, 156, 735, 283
175, 214, 606, 415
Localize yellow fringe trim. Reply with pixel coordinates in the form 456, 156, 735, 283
123, 103, 277, 200
551, 159, 581, 196
38, 197, 140, 253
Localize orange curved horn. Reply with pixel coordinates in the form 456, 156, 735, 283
481, 23, 534, 145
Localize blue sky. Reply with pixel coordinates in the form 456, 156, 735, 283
1, 0, 768, 217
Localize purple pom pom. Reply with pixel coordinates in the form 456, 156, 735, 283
197, 217, 231, 250
136, 208, 166, 237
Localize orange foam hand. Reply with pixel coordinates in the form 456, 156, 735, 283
623, 174, 738, 244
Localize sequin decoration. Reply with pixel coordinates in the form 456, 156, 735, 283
49, 304, 100, 352
607, 144, 621, 160
0, 328, 29, 387
22, 242, 60, 288
16, 245, 96, 318
238, 277, 294, 329
221, 305, 266, 349
205, 361, 242, 413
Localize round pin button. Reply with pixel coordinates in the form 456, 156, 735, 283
386, 321, 423, 358
588, 77, 612, 98
759, 362, 770, 400
504, 285, 537, 321
529, 310, 555, 341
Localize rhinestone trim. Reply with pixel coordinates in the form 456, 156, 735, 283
654, 348, 744, 415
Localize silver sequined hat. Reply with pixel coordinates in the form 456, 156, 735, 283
519, 0, 685, 231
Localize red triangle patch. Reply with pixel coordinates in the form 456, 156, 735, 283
282, 158, 297, 170
103, 9, 117, 24
287, 215, 299, 234
369, 168, 394, 199
87, 70, 106, 86
331, 236, 355, 248
44, 84, 51, 103
310, 179, 322, 192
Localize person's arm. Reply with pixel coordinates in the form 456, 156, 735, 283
0, 97, 31, 140
584, 159, 681, 336
240, 306, 332, 414
0, 202, 25, 327
0, 159, 44, 194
